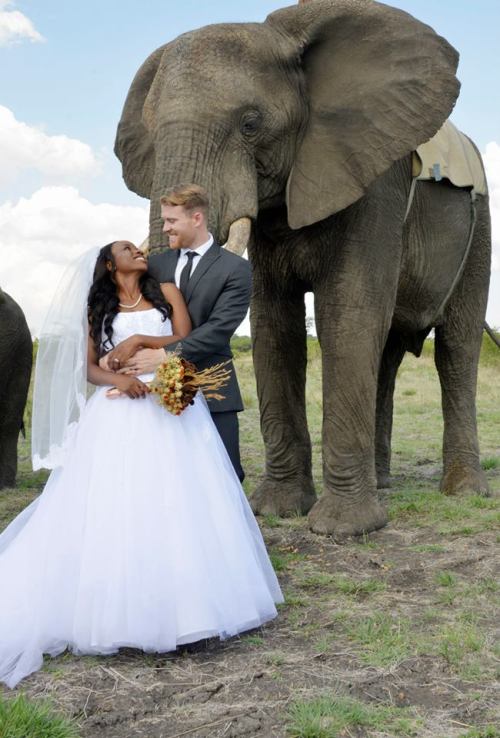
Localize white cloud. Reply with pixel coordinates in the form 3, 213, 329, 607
0, 106, 100, 187
0, 186, 149, 335
0, 1, 44, 46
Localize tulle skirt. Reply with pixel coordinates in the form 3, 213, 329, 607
0, 388, 282, 687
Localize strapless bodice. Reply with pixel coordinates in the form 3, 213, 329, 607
103, 308, 173, 382
109, 308, 173, 345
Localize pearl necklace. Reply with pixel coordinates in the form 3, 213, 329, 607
118, 294, 142, 309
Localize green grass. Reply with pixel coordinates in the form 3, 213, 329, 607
261, 513, 282, 528
331, 575, 386, 597
388, 488, 500, 534
459, 728, 499, 738
353, 533, 380, 549
409, 543, 447, 553
264, 651, 285, 667
269, 547, 306, 572
0, 693, 79, 738
479, 328, 500, 366
481, 456, 500, 471
286, 694, 419, 737
282, 591, 308, 609
297, 572, 336, 589
241, 634, 265, 647
438, 622, 486, 675
466, 578, 499, 595
347, 613, 414, 667
434, 570, 457, 587
2, 334, 499, 737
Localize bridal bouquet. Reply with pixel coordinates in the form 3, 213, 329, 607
106, 351, 231, 416
150, 353, 231, 415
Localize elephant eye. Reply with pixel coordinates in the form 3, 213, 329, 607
240, 112, 262, 137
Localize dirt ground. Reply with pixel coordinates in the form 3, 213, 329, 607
1, 349, 499, 737
4, 473, 498, 738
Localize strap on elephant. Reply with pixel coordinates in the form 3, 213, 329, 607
484, 322, 500, 349
403, 176, 418, 223
403, 178, 478, 320
433, 191, 478, 322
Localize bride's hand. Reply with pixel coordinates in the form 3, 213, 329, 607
114, 375, 149, 399
105, 336, 142, 370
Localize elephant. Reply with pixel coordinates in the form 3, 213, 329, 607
114, 0, 491, 537
0, 289, 33, 489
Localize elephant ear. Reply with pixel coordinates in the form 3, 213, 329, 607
114, 46, 167, 199
266, 0, 460, 229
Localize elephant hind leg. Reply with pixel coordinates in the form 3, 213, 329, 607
435, 196, 491, 496
375, 329, 407, 488
0, 397, 22, 490
0, 347, 31, 490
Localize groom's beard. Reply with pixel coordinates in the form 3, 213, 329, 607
168, 232, 195, 249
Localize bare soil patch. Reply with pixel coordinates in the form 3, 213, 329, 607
1, 348, 498, 737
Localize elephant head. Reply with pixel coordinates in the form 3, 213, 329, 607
115, 0, 459, 251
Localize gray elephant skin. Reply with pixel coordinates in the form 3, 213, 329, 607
0, 289, 33, 489
115, 0, 491, 537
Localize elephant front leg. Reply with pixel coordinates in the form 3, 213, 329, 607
308, 300, 390, 539
250, 291, 317, 516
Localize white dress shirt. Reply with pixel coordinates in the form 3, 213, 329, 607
174, 235, 214, 289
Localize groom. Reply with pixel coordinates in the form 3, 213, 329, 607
125, 184, 251, 482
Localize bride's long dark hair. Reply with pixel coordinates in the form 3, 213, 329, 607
87, 242, 172, 354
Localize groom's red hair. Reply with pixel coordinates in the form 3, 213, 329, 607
160, 184, 209, 220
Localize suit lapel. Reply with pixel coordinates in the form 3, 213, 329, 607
185, 242, 221, 302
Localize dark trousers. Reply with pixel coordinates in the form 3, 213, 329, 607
210, 410, 245, 483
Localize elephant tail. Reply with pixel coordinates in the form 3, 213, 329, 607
484, 322, 500, 350
20, 420, 26, 439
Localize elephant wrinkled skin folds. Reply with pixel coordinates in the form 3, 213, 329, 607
114, 0, 491, 538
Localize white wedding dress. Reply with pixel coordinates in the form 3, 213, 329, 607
0, 309, 283, 688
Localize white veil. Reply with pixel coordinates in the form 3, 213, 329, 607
32, 247, 100, 470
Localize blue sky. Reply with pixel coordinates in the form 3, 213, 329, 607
1, 0, 499, 332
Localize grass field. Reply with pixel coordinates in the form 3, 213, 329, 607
0, 336, 499, 738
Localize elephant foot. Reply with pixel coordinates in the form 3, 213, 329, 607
308, 493, 388, 540
250, 476, 317, 517
376, 473, 392, 489
440, 463, 490, 497
0, 474, 16, 490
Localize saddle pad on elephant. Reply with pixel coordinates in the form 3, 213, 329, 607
412, 120, 487, 196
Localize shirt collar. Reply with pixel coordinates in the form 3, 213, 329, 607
181, 234, 214, 258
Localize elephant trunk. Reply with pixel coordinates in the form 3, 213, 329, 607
147, 122, 258, 252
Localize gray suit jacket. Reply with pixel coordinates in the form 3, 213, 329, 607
148, 242, 251, 413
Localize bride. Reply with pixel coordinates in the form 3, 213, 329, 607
0, 240, 282, 688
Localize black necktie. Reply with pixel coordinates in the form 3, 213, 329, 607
179, 251, 199, 298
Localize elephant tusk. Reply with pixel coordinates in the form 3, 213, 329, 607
138, 236, 149, 256
224, 217, 252, 256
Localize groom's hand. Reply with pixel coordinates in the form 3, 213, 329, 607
119, 348, 165, 376
105, 336, 143, 370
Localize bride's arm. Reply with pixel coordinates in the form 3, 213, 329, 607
104, 283, 192, 367
87, 332, 148, 397
160, 282, 192, 339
